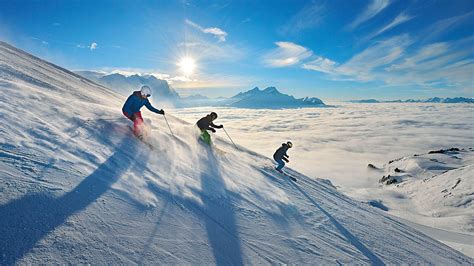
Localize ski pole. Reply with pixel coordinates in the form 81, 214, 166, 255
223, 127, 237, 149
163, 114, 174, 136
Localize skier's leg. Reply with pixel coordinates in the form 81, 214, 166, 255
275, 158, 285, 171
133, 112, 144, 136
200, 130, 211, 145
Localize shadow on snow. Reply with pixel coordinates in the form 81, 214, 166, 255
143, 145, 245, 265
288, 181, 384, 265
0, 136, 139, 265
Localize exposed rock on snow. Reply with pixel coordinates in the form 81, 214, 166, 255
375, 148, 474, 235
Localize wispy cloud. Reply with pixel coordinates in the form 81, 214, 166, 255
185, 19, 227, 42
347, 0, 390, 30
302, 56, 337, 74
304, 35, 411, 81
76, 42, 98, 51
30, 37, 49, 46
89, 42, 98, 50
241, 17, 251, 24
263, 42, 313, 67
336, 35, 412, 81
302, 34, 474, 89
370, 12, 414, 38
384, 42, 449, 72
280, 1, 325, 34
421, 11, 474, 43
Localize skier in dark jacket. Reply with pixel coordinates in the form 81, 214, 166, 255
122, 85, 164, 138
273, 141, 293, 172
196, 112, 223, 145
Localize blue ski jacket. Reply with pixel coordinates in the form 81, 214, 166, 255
122, 91, 161, 115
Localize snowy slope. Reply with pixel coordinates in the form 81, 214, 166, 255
0, 41, 472, 264
369, 148, 474, 256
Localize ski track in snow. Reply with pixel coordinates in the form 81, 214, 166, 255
0, 41, 473, 264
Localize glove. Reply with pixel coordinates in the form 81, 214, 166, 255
283, 158, 289, 163
158, 109, 165, 115
210, 128, 216, 133
218, 124, 224, 128
130, 113, 137, 121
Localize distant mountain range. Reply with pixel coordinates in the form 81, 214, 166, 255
75, 71, 327, 108
349, 97, 474, 104
76, 71, 180, 105
229, 87, 325, 108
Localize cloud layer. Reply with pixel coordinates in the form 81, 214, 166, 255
172, 103, 474, 200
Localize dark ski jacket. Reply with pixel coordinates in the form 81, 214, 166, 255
273, 143, 290, 161
196, 115, 223, 131
122, 91, 161, 115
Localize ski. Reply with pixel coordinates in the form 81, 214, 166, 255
264, 165, 297, 182
281, 171, 297, 182
129, 127, 154, 149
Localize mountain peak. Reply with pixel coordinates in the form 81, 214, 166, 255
263, 87, 278, 93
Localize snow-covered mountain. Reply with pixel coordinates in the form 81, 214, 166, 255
229, 87, 326, 108
376, 148, 473, 231
1, 41, 472, 264
76, 71, 180, 105
368, 148, 474, 256
350, 97, 474, 103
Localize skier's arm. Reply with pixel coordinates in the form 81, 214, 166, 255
207, 126, 216, 133
145, 100, 164, 115
210, 122, 223, 128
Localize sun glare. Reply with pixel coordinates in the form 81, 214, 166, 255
178, 57, 196, 75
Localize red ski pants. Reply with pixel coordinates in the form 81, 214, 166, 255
123, 111, 144, 135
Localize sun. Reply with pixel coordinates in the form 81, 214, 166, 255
178, 57, 196, 75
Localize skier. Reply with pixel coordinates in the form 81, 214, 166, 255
196, 112, 223, 145
273, 141, 293, 173
122, 85, 165, 139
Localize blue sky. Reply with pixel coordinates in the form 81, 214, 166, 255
0, 0, 473, 100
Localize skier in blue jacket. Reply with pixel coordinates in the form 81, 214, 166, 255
273, 141, 292, 172
122, 85, 164, 138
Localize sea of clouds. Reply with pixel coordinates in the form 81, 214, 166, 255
171, 103, 474, 200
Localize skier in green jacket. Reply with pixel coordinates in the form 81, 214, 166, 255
196, 112, 223, 145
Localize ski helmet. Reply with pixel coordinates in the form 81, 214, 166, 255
210, 112, 218, 119
141, 85, 152, 97
287, 141, 293, 148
